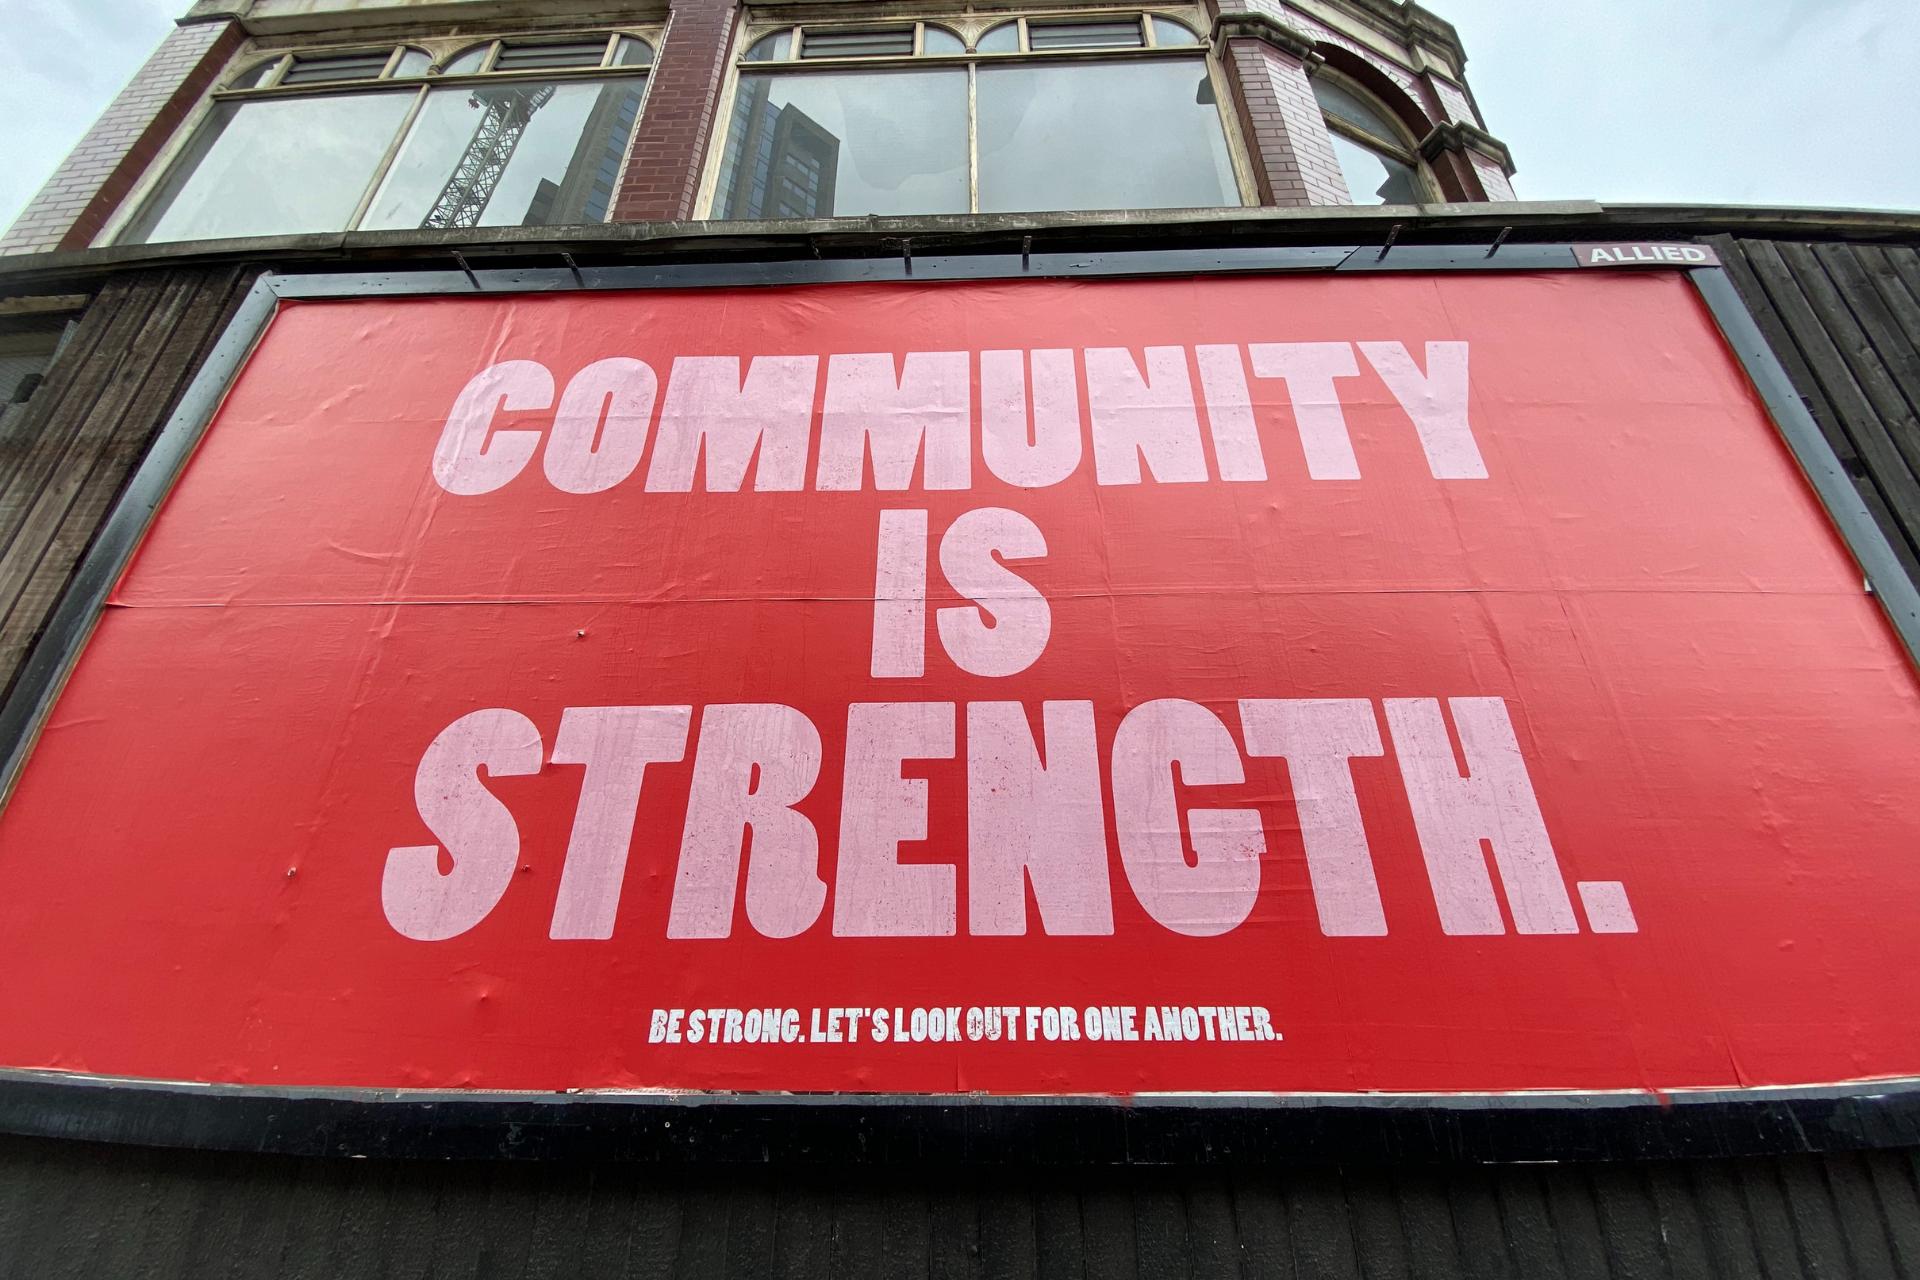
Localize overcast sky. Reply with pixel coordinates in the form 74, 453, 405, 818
2, 0, 1917, 230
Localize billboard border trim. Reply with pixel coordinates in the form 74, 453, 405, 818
0, 245, 1915, 1163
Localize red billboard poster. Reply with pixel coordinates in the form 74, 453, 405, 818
0, 269, 1916, 1098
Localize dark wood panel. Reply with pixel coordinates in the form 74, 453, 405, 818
0, 265, 261, 702
0, 1134, 1914, 1279
1713, 236, 1920, 582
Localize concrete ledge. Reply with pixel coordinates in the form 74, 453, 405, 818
1211, 11, 1321, 64
1419, 120, 1517, 176
5, 201, 1920, 292
186, 0, 670, 36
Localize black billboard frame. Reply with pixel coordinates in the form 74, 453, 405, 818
0, 242, 1916, 1165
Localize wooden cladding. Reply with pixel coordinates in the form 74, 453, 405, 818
0, 266, 261, 703
1713, 236, 1920, 583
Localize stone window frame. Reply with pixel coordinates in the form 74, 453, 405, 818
103, 27, 665, 246
695, 6, 1258, 218
1309, 64, 1439, 204
220, 33, 659, 97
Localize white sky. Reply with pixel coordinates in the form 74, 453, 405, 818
2, 0, 1917, 231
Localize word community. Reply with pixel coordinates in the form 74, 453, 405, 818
433, 340, 1487, 496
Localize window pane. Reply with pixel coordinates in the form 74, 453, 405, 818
921, 27, 965, 54
975, 22, 1019, 52
441, 45, 491, 75
716, 69, 968, 219
744, 31, 792, 61
1313, 78, 1402, 145
800, 28, 916, 58
280, 50, 396, 85
493, 39, 610, 72
977, 60, 1237, 213
1328, 131, 1423, 204
362, 78, 648, 229
228, 58, 282, 89
1150, 17, 1200, 47
613, 37, 653, 67
125, 93, 413, 243
1027, 19, 1145, 49
392, 49, 431, 78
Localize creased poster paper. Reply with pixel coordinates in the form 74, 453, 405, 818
1, 271, 1917, 1096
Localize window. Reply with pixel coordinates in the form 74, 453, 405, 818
712, 11, 1239, 219
122, 34, 655, 244
1312, 74, 1427, 205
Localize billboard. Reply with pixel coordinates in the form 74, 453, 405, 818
0, 269, 1917, 1099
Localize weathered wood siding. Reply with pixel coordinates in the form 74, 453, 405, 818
1, 1133, 1918, 1279
1711, 237, 1920, 582
0, 265, 261, 703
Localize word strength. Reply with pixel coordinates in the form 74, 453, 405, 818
431, 340, 1486, 496
381, 696, 1639, 944
646, 1005, 1282, 1047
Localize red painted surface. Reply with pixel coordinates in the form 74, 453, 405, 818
0, 271, 1917, 1096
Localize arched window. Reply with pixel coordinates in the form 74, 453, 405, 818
712, 10, 1241, 219
123, 32, 657, 244
1312, 73, 1428, 205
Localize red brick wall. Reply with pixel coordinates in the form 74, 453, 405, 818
612, 0, 740, 222
1470, 151, 1517, 202
0, 20, 245, 256
1213, 0, 1512, 208
1220, 34, 1349, 207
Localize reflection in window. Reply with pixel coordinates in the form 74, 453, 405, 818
744, 31, 792, 61
1150, 17, 1200, 47
715, 11, 1238, 218
1312, 75, 1428, 205
123, 33, 653, 243
977, 61, 1235, 212
921, 27, 965, 54
975, 22, 1019, 52
1327, 132, 1422, 204
363, 80, 647, 228
442, 45, 491, 75
123, 94, 415, 242
717, 70, 968, 218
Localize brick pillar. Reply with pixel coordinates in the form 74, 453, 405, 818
1211, 11, 1347, 208
0, 19, 245, 256
611, 0, 740, 222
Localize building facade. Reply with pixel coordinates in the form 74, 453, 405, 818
3, 3, 1920, 1278
0, 0, 1515, 258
